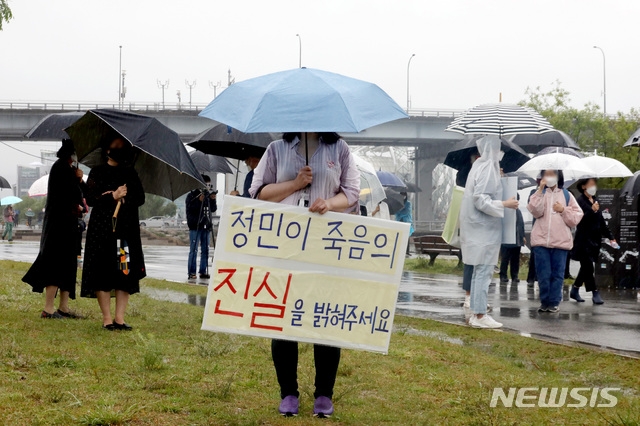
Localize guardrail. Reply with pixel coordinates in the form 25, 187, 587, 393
414, 220, 446, 233
0, 101, 466, 117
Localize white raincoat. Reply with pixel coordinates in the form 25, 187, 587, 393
459, 135, 505, 266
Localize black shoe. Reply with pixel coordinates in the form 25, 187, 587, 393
103, 323, 116, 331
527, 281, 535, 288
537, 305, 548, 312
500, 277, 509, 283
188, 274, 197, 280
199, 273, 211, 279
547, 305, 560, 313
113, 322, 133, 331
570, 286, 585, 302
592, 290, 604, 305
511, 279, 519, 285
41, 310, 64, 319
57, 309, 83, 319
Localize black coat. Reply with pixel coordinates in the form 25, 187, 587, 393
571, 193, 614, 261
185, 189, 217, 231
22, 159, 84, 298
81, 164, 146, 297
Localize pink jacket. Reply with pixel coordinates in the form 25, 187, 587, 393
528, 188, 584, 250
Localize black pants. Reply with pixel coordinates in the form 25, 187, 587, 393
499, 246, 521, 281
271, 339, 341, 399
564, 255, 572, 278
527, 250, 537, 283
574, 257, 597, 292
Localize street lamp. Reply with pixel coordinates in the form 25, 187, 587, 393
296, 34, 302, 68
406, 53, 415, 113
118, 46, 122, 108
593, 45, 606, 115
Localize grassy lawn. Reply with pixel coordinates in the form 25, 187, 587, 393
405, 256, 534, 282
1, 260, 638, 425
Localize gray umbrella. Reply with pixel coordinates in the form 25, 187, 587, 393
189, 150, 234, 175
0, 176, 10, 189
508, 130, 580, 153
24, 112, 84, 140
623, 128, 640, 147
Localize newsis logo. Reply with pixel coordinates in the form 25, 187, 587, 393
490, 387, 620, 408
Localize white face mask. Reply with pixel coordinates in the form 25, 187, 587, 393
545, 177, 558, 188
586, 186, 597, 196
206, 183, 214, 192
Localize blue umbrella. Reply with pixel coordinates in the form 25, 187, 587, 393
199, 67, 407, 133
376, 171, 407, 191
1, 196, 23, 206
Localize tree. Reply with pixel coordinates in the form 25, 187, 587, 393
520, 81, 640, 188
138, 194, 177, 219
0, 0, 13, 31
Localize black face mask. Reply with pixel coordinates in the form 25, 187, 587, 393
108, 147, 133, 165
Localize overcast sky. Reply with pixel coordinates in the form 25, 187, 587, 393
1, 0, 639, 187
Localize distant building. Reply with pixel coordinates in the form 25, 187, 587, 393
16, 166, 40, 197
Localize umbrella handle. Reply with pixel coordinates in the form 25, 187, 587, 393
112, 200, 122, 233
234, 159, 241, 191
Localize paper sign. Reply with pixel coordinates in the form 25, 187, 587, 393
501, 176, 517, 245
202, 196, 411, 354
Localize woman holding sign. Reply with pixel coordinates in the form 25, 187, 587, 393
250, 132, 360, 418
81, 136, 146, 331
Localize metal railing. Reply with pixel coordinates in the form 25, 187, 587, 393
407, 108, 465, 118
414, 220, 446, 233
0, 101, 210, 113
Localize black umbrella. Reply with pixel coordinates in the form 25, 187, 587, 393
0, 176, 10, 189
623, 128, 640, 148
444, 135, 530, 173
621, 171, 640, 197
187, 123, 277, 161
403, 181, 422, 193
189, 150, 234, 175
384, 189, 406, 215
534, 146, 584, 158
508, 130, 579, 153
65, 110, 204, 201
24, 112, 84, 140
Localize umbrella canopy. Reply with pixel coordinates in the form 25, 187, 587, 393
403, 181, 422, 193
535, 146, 583, 158
28, 173, 88, 197
505, 172, 538, 190
1, 196, 22, 206
621, 171, 640, 197
509, 130, 580, 153
199, 67, 408, 133
353, 154, 385, 213
376, 171, 407, 191
24, 112, 84, 140
189, 150, 234, 175
188, 123, 277, 161
384, 189, 406, 215
444, 135, 530, 173
517, 153, 595, 180
65, 110, 204, 201
579, 155, 633, 178
0, 176, 10, 189
623, 128, 640, 147
446, 103, 554, 137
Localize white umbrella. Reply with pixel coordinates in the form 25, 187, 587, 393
517, 153, 595, 180
352, 154, 385, 212
580, 155, 633, 178
28, 174, 87, 197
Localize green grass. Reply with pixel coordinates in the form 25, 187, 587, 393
405, 256, 533, 281
1, 260, 638, 425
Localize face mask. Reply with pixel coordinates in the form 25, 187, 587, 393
545, 177, 558, 188
498, 151, 505, 161
206, 183, 214, 192
108, 147, 132, 165
586, 186, 597, 196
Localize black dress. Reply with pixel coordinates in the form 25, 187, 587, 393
571, 193, 614, 262
80, 164, 146, 298
22, 159, 84, 298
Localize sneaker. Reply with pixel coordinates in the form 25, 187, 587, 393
313, 396, 334, 418
511, 279, 519, 285
538, 305, 548, 312
463, 295, 470, 309
547, 306, 559, 313
199, 273, 211, 279
41, 310, 64, 319
500, 277, 509, 283
527, 281, 535, 288
188, 274, 197, 280
278, 395, 299, 417
469, 314, 503, 329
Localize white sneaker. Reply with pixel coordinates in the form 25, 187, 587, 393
463, 295, 470, 309
469, 314, 503, 329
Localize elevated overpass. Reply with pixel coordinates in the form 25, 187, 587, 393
0, 101, 466, 224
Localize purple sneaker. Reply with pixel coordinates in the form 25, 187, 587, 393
278, 395, 299, 417
313, 396, 334, 418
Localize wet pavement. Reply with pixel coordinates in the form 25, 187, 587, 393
3, 241, 639, 357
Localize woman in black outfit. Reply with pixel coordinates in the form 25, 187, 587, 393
81, 136, 146, 330
23, 140, 86, 319
570, 178, 616, 305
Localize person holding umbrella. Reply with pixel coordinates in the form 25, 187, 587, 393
570, 178, 615, 305
250, 131, 360, 418
527, 170, 583, 313
80, 135, 146, 330
230, 155, 261, 198
394, 192, 414, 255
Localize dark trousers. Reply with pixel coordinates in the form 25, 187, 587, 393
462, 263, 473, 292
533, 246, 568, 306
527, 250, 537, 283
499, 246, 521, 281
271, 339, 341, 399
564, 254, 572, 278
574, 257, 597, 292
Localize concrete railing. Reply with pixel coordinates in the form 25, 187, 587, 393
0, 101, 210, 112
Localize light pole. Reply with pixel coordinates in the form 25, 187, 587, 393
296, 34, 302, 68
118, 45, 122, 108
185, 79, 196, 109
406, 53, 415, 113
209, 80, 221, 98
157, 79, 169, 109
593, 45, 606, 115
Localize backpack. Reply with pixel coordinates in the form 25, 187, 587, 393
542, 188, 570, 205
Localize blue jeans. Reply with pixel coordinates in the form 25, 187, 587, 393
188, 229, 210, 275
470, 264, 493, 314
532, 246, 568, 307
463, 263, 473, 292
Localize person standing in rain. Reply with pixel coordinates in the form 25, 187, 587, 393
81, 136, 146, 330
186, 174, 217, 280
570, 178, 614, 305
394, 192, 414, 256
458, 150, 480, 309
459, 135, 519, 329
250, 132, 359, 418
2, 204, 14, 241
527, 170, 583, 313
230, 155, 261, 198
499, 194, 526, 284
23, 140, 86, 319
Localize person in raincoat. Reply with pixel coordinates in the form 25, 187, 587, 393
394, 192, 414, 255
459, 136, 519, 329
